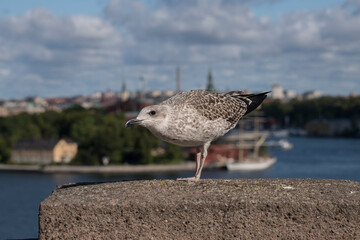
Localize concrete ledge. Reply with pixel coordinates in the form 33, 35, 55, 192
0, 163, 197, 173
39, 179, 360, 239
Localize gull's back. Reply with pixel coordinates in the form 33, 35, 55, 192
162, 90, 247, 122
159, 90, 249, 146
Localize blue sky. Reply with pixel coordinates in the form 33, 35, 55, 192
0, 0, 344, 18
0, 0, 359, 99
252, 0, 344, 19
0, 0, 109, 17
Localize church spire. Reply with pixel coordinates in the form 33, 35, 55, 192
206, 69, 215, 91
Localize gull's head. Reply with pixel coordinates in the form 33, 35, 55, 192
125, 105, 169, 129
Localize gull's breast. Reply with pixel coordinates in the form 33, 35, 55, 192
153, 115, 232, 147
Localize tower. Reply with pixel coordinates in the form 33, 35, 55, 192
140, 76, 146, 99
176, 67, 181, 92
121, 81, 126, 93
206, 69, 215, 91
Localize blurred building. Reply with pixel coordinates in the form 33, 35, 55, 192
119, 84, 131, 102
164, 90, 175, 97
303, 90, 322, 100
271, 84, 285, 100
32, 97, 48, 107
0, 106, 9, 117
284, 90, 297, 100
1, 98, 47, 116
89, 92, 102, 99
12, 139, 78, 164
45, 97, 73, 110
349, 92, 357, 98
149, 90, 162, 98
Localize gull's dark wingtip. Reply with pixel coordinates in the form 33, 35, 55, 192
244, 91, 270, 115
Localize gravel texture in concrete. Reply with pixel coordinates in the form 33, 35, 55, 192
39, 179, 360, 239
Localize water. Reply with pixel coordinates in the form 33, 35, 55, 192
1, 137, 359, 239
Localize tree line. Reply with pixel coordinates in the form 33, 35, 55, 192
1, 96, 359, 163
0, 106, 183, 165
261, 96, 360, 135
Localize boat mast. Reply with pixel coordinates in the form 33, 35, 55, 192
238, 121, 244, 162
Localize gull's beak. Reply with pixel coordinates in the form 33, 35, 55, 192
125, 118, 143, 128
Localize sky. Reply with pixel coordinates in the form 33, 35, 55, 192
0, 0, 359, 99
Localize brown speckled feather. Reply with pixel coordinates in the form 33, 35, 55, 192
161, 90, 247, 127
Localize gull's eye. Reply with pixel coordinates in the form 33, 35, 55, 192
149, 110, 156, 116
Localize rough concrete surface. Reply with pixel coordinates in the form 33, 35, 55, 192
39, 179, 360, 240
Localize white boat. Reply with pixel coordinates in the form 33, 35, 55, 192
278, 139, 293, 150
270, 129, 289, 138
224, 111, 277, 171
226, 157, 276, 171
265, 139, 293, 150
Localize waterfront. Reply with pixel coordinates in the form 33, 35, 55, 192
1, 137, 360, 239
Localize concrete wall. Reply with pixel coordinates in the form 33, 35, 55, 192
39, 179, 360, 240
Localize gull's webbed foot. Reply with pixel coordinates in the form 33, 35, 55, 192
176, 177, 200, 181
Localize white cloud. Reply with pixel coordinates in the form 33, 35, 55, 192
106, 0, 272, 46
102, 0, 360, 95
1, 1, 360, 98
0, 8, 123, 97
0, 67, 10, 76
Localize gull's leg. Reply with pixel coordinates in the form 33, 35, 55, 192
177, 142, 211, 181
194, 141, 210, 180
194, 147, 201, 175
177, 146, 202, 181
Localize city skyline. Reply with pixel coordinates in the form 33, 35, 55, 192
0, 77, 327, 101
0, 0, 359, 98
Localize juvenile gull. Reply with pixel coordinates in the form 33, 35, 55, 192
125, 90, 270, 181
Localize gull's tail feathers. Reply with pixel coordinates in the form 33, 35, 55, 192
226, 91, 271, 115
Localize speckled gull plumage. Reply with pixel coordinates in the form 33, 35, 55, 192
125, 89, 270, 181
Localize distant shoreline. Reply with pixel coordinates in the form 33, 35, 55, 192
0, 163, 202, 174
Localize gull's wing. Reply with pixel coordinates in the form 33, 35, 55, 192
161, 90, 247, 126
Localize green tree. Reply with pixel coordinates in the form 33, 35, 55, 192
70, 115, 97, 146
0, 107, 184, 165
154, 143, 184, 164
0, 136, 11, 163
262, 96, 360, 132
92, 114, 124, 164
34, 111, 60, 139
